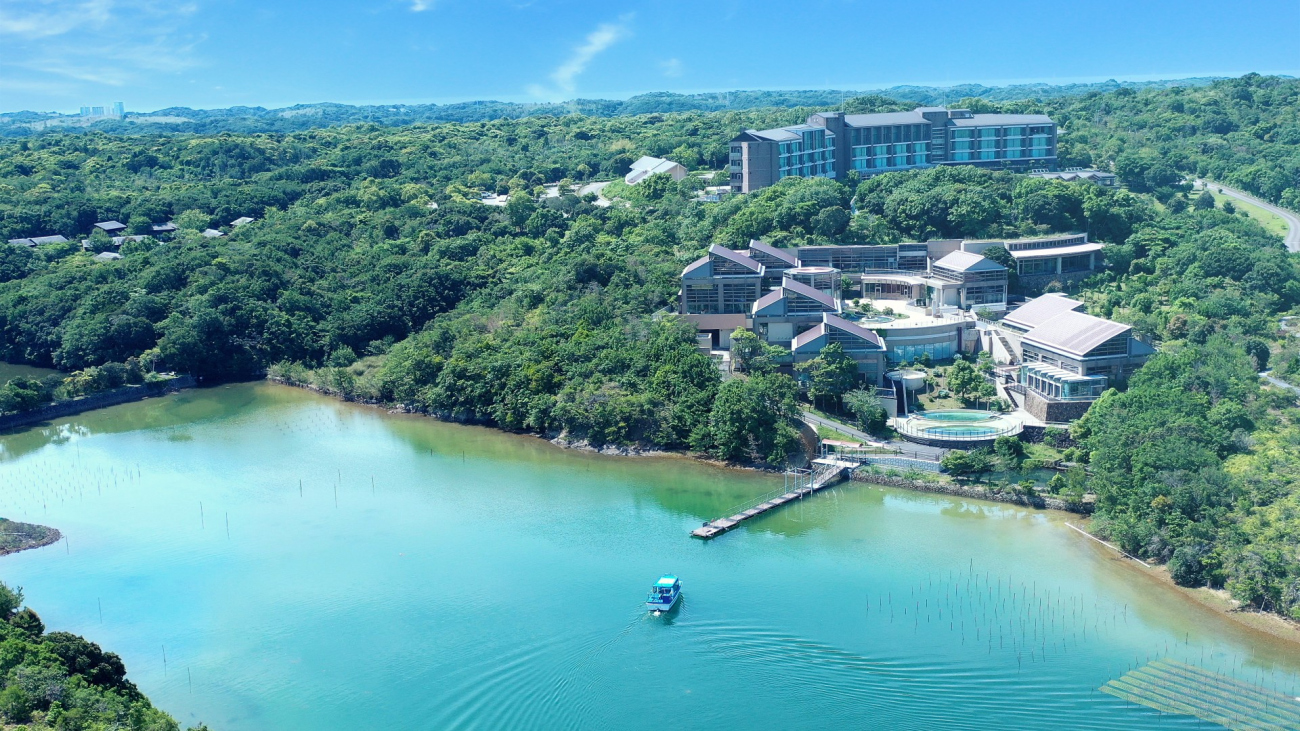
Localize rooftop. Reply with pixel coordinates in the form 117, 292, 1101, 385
949, 113, 1054, 127
933, 250, 1005, 273
1022, 310, 1131, 357
1002, 294, 1085, 331
748, 239, 798, 267
1008, 242, 1105, 260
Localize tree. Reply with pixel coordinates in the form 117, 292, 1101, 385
798, 343, 859, 410
993, 435, 1025, 471
942, 449, 993, 481
0, 582, 23, 619
729, 328, 781, 374
945, 357, 981, 401
844, 388, 887, 434
708, 373, 803, 464
1194, 190, 1216, 210
812, 206, 850, 239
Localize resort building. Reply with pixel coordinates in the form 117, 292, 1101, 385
730, 106, 1057, 193
680, 244, 766, 317
625, 156, 688, 185
962, 233, 1105, 287
8, 235, 69, 247
928, 251, 1008, 311
1027, 168, 1117, 187
791, 313, 888, 382
992, 294, 1155, 421
750, 278, 841, 345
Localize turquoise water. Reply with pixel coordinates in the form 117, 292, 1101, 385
2, 383, 1299, 729
919, 409, 998, 422
920, 424, 1001, 437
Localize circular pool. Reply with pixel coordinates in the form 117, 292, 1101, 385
898, 409, 1022, 446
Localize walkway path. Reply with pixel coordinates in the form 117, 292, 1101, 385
801, 411, 948, 460
1196, 180, 1300, 252
1261, 371, 1300, 395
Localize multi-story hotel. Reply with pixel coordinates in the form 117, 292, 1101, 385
729, 106, 1057, 193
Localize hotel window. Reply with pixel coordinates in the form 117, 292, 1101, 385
953, 140, 972, 151
980, 150, 996, 160
979, 139, 996, 149
1019, 259, 1053, 275
953, 152, 972, 161
952, 129, 972, 139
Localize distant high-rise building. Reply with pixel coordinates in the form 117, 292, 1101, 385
91, 106, 105, 117
111, 102, 125, 117
728, 106, 1058, 194
80, 106, 92, 117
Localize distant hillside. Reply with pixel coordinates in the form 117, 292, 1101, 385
0, 77, 1224, 137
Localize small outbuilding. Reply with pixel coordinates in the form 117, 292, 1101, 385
202, 229, 226, 238
94, 221, 127, 234
625, 156, 687, 185
230, 217, 255, 227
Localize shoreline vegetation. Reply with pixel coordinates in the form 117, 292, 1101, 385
0, 518, 61, 557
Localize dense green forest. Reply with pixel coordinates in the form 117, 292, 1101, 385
0, 582, 184, 729
4, 74, 1300, 617
0, 77, 1214, 138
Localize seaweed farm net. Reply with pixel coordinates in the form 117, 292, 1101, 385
1101, 658, 1300, 730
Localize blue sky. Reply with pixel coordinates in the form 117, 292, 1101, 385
1, 0, 1298, 114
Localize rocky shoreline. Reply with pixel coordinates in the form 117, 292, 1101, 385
0, 518, 62, 557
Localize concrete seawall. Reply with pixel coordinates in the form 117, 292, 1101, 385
850, 469, 1091, 514
0, 376, 196, 432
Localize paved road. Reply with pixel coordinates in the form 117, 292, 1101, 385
1196, 179, 1300, 252
1261, 371, 1300, 395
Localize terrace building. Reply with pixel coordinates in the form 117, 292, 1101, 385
730, 106, 1057, 193
791, 313, 888, 382
994, 294, 1155, 421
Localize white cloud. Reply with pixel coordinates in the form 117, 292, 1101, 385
410, 0, 433, 10
660, 58, 683, 78
0, 0, 114, 37
529, 19, 629, 99
0, 0, 202, 105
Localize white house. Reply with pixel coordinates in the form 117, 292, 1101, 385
625, 156, 687, 185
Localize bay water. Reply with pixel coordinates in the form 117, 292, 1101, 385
1, 382, 1297, 729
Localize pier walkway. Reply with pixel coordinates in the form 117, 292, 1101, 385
691, 459, 856, 539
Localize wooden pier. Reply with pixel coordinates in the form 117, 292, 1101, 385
691, 459, 857, 539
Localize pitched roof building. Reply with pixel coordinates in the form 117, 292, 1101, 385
624, 156, 688, 185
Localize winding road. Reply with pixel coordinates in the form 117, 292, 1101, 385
1195, 179, 1300, 252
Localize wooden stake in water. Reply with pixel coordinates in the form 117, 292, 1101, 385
225, 513, 230, 539
200, 502, 205, 529
188, 667, 192, 693
162, 645, 167, 676
98, 598, 102, 624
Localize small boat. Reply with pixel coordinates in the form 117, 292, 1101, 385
646, 575, 681, 614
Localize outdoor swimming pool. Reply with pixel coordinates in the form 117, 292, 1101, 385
898, 409, 1022, 444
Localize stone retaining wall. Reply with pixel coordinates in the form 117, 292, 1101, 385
850, 469, 1091, 514
0, 376, 195, 432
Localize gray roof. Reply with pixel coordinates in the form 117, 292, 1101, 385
151, 223, 178, 233
748, 239, 798, 267
824, 314, 883, 347
202, 229, 225, 238
93, 252, 123, 262
842, 110, 929, 127
708, 244, 763, 274
933, 250, 1005, 273
741, 127, 802, 142
751, 289, 785, 315
1022, 310, 1131, 358
94, 220, 126, 230
780, 277, 837, 310
30, 235, 68, 245
1002, 294, 1085, 331
949, 113, 1053, 127
230, 217, 255, 226
8, 238, 35, 247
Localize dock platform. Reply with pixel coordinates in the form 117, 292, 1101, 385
691, 460, 855, 539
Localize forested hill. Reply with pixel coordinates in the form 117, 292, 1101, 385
0, 77, 1220, 137
4, 74, 1300, 617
